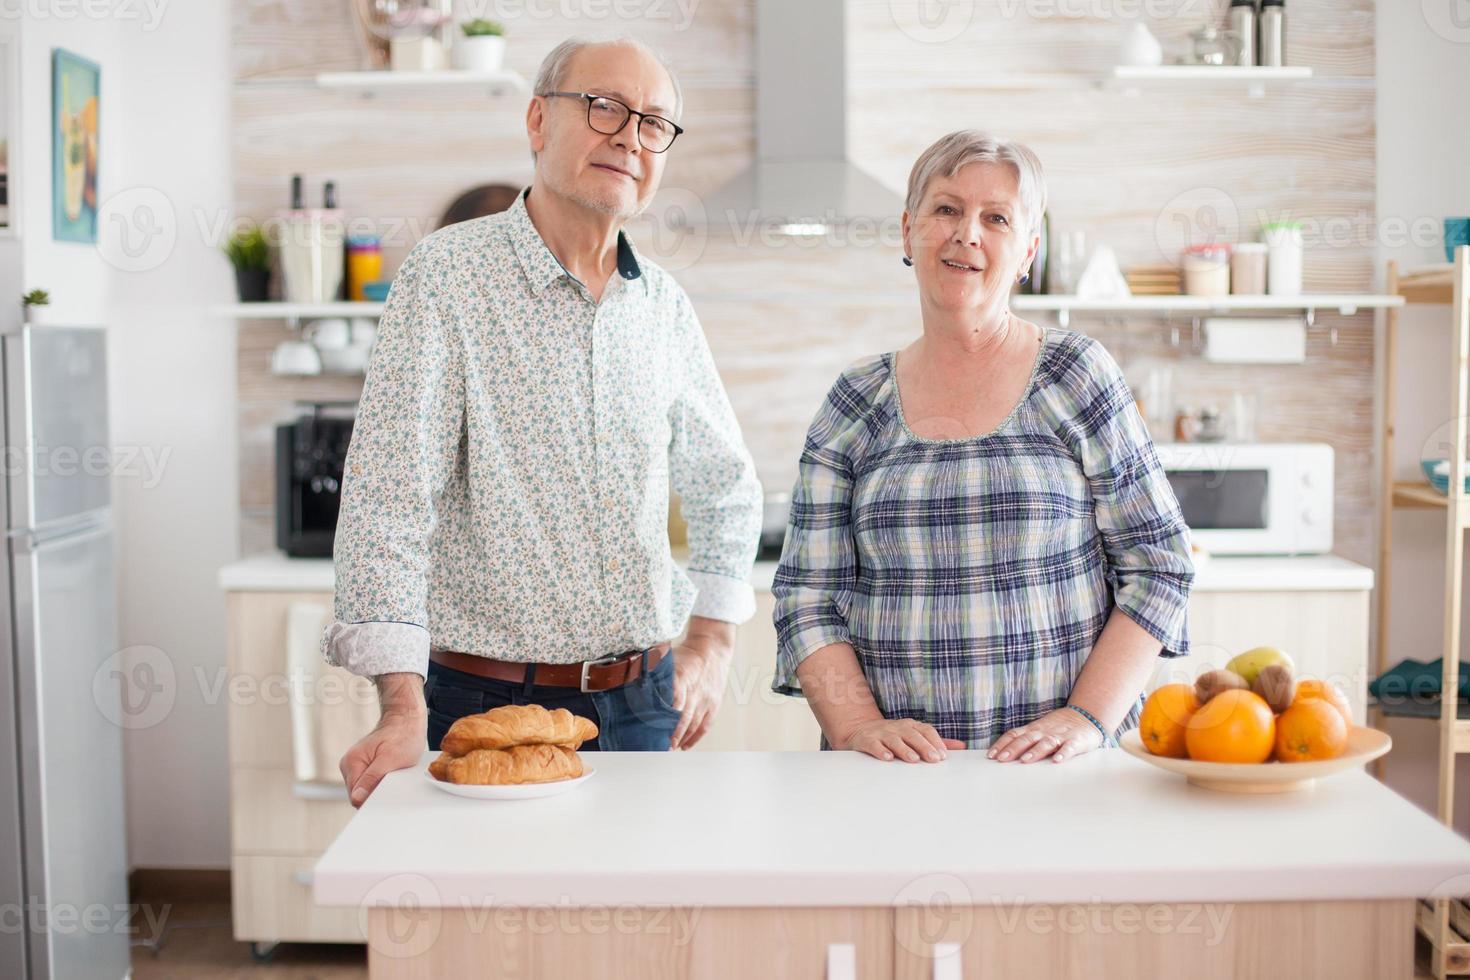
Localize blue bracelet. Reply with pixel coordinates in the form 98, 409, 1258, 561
1065, 704, 1115, 748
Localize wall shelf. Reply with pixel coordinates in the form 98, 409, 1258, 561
1010, 293, 1402, 328
315, 69, 527, 95
1109, 65, 1314, 98
212, 302, 384, 329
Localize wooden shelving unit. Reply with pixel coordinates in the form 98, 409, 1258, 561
1375, 246, 1470, 978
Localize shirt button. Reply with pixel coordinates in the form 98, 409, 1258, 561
603, 498, 615, 509
608, 560, 621, 573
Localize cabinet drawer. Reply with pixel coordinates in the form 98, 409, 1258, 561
230, 768, 356, 855
231, 854, 365, 944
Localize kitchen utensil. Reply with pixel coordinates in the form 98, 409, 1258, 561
1119, 726, 1391, 793
1230, 242, 1268, 294
1422, 459, 1470, 495
304, 317, 352, 350
1186, 24, 1241, 66
423, 764, 597, 800
1259, 0, 1285, 66
1182, 243, 1231, 295
1446, 218, 1470, 264
1229, 0, 1257, 66
1263, 222, 1304, 295
271, 340, 323, 376
1117, 22, 1163, 68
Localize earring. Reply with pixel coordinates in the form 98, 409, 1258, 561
1018, 272, 1030, 285
902, 255, 913, 267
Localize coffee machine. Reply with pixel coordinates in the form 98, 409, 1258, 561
275, 401, 355, 558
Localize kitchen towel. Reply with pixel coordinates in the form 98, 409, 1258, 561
1203, 317, 1305, 364
285, 600, 379, 787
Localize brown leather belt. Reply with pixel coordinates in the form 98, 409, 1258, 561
429, 643, 671, 693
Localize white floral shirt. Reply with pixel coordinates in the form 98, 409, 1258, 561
321, 189, 763, 678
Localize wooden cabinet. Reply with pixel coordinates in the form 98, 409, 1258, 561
225, 589, 367, 947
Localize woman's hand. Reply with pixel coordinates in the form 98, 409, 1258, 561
842, 718, 966, 763
987, 708, 1104, 764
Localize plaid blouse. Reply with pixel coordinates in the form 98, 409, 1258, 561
771, 327, 1194, 749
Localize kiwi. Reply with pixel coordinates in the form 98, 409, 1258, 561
1195, 668, 1249, 705
1252, 663, 1296, 714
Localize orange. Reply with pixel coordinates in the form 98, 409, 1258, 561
1139, 684, 1200, 758
1184, 689, 1276, 763
1275, 698, 1348, 762
1292, 679, 1353, 729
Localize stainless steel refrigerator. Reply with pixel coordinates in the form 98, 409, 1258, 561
0, 326, 129, 979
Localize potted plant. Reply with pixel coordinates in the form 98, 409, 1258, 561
21, 289, 51, 325
223, 222, 272, 302
455, 19, 505, 73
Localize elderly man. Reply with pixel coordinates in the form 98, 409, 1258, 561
325, 37, 762, 807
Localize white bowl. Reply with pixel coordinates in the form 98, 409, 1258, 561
1119, 726, 1391, 793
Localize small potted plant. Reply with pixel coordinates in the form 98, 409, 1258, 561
21, 289, 51, 325
455, 19, 505, 73
223, 222, 272, 302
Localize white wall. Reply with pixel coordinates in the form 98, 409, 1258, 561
1375, 4, 1470, 829
17, 1, 235, 867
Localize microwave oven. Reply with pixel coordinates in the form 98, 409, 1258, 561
1152, 442, 1333, 556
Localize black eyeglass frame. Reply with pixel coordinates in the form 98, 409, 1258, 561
542, 91, 684, 153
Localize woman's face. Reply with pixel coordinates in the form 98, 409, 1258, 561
902, 162, 1038, 317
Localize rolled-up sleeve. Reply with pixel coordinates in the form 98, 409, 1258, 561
320, 240, 465, 678
771, 395, 858, 696
1068, 345, 1194, 657
667, 290, 763, 625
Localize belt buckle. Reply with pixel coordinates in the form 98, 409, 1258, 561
579, 651, 626, 693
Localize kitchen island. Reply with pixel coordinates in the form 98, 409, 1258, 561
312, 748, 1470, 979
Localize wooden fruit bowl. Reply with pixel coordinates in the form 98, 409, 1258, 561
1119, 726, 1392, 793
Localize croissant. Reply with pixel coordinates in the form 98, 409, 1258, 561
429, 744, 584, 785
440, 704, 598, 756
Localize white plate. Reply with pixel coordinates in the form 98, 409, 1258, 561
423, 764, 596, 800
1119, 726, 1392, 793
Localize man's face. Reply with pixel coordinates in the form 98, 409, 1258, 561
529, 44, 678, 220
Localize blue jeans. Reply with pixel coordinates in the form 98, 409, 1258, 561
424, 649, 681, 752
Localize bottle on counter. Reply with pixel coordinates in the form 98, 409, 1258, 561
346, 235, 383, 302
1259, 0, 1285, 67
1231, 242, 1268, 294
1229, 0, 1257, 66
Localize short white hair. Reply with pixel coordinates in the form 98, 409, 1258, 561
905, 130, 1047, 240
532, 37, 684, 120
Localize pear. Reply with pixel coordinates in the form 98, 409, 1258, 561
1225, 646, 1295, 686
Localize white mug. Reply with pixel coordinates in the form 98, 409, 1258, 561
304, 317, 352, 350
271, 340, 323, 376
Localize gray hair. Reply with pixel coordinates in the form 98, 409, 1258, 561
904, 131, 1047, 240
533, 37, 684, 121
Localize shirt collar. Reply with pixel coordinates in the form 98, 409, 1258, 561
508, 187, 644, 298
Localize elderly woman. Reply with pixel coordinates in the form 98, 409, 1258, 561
772, 130, 1193, 766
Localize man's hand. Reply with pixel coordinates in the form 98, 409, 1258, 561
668, 618, 735, 750
339, 673, 427, 807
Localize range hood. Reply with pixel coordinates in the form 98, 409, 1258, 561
697, 0, 903, 235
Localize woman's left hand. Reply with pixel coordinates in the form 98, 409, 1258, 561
987, 708, 1105, 764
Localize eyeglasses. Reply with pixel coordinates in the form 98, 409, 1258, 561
543, 91, 684, 154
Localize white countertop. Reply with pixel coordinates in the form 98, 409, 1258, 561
221, 551, 1372, 594
313, 749, 1470, 909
